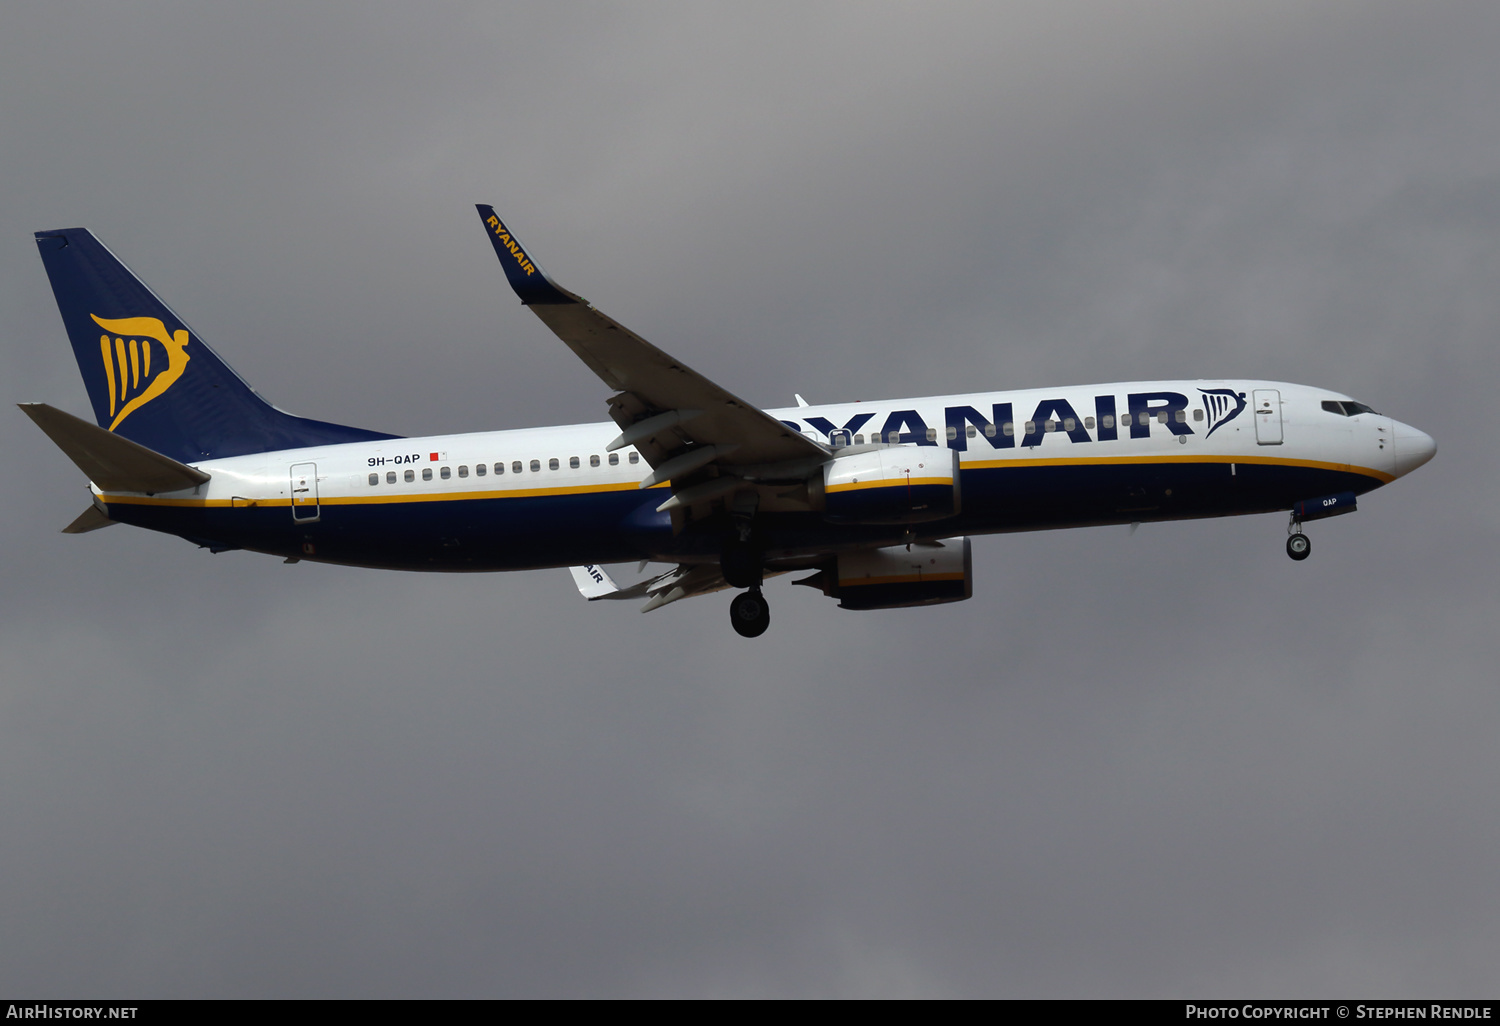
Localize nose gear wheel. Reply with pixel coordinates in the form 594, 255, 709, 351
1286, 533, 1311, 561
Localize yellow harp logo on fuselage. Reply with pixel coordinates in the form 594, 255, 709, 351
90, 314, 192, 432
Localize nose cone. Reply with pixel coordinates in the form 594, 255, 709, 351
1393, 423, 1437, 478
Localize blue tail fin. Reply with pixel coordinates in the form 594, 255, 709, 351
34, 228, 398, 463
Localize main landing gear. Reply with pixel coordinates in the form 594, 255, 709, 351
730, 589, 770, 638
722, 524, 769, 638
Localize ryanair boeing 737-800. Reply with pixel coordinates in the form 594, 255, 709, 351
22, 206, 1437, 637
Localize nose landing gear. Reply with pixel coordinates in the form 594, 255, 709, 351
1285, 491, 1357, 560
1286, 507, 1311, 561
1286, 530, 1311, 561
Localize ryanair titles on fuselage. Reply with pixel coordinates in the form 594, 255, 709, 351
790, 388, 1247, 450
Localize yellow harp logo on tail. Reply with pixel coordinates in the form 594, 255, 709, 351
90, 315, 192, 432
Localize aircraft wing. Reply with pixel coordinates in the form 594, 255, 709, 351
476, 206, 827, 477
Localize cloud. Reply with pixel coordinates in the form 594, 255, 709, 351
2, 1, 1497, 997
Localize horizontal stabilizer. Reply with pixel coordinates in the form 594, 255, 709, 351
20, 403, 210, 493
62, 504, 116, 534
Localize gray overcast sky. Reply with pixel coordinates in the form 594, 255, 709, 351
2, 1, 1497, 997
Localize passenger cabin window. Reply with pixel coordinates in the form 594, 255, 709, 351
386, 471, 397, 484
569, 457, 580, 469
475, 464, 486, 477
927, 427, 939, 442
404, 469, 414, 483
590, 455, 600, 467
422, 467, 432, 481
440, 466, 451, 480
1063, 418, 1076, 431
983, 424, 995, 438
1174, 410, 1186, 424
1024, 421, 1036, 435
1002, 423, 1014, 437
854, 434, 865, 445
548, 458, 559, 471
629, 452, 639, 465
368, 473, 379, 486
1103, 414, 1115, 429
512, 461, 523, 474
608, 453, 619, 466
529, 460, 540, 473
1045, 420, 1056, 433
458, 466, 468, 478
1193, 409, 1204, 422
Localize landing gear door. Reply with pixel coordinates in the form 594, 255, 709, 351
1253, 389, 1283, 445
290, 462, 320, 522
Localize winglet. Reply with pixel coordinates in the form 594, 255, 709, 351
570, 564, 622, 600
475, 205, 581, 306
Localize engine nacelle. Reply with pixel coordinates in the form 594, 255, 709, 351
799, 537, 973, 610
818, 447, 961, 524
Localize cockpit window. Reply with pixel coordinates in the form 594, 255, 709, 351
1321, 400, 1381, 417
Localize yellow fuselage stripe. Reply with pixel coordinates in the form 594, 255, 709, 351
97, 453, 1390, 507
99, 480, 661, 507
826, 476, 955, 494
961, 452, 1394, 484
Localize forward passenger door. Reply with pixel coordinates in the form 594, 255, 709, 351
1253, 390, 1283, 445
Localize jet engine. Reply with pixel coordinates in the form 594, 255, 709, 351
817, 447, 961, 524
796, 536, 973, 610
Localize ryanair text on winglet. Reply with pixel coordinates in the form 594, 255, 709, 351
486, 215, 536, 276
